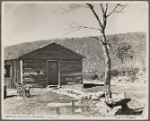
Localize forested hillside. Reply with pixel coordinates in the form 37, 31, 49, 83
5, 32, 146, 81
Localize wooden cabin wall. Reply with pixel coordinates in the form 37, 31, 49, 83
23, 59, 82, 87
23, 60, 47, 87
60, 60, 82, 85
5, 59, 82, 88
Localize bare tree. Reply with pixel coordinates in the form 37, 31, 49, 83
63, 3, 127, 103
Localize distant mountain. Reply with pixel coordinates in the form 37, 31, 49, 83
5, 32, 146, 76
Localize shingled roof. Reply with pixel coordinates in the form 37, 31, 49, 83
4, 41, 84, 60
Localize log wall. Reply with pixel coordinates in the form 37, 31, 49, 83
23, 59, 82, 87
60, 60, 82, 85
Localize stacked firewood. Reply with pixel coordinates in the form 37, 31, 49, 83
15, 83, 30, 97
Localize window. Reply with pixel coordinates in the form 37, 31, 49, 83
5, 65, 11, 78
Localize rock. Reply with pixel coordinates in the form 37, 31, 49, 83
74, 108, 82, 113
47, 102, 71, 107
91, 95, 99, 101
98, 108, 108, 114
112, 94, 117, 99
74, 95, 82, 100
108, 106, 122, 115
96, 102, 107, 109
95, 91, 104, 96
99, 98, 105, 102
117, 93, 125, 99
87, 92, 92, 96
76, 100, 83, 105
16, 96, 23, 100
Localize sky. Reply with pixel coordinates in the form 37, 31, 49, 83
2, 1, 148, 46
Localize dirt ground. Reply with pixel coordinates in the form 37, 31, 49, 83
3, 84, 147, 119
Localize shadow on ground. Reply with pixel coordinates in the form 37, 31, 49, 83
5, 95, 17, 99
115, 105, 143, 115
27, 95, 37, 98
5, 94, 37, 99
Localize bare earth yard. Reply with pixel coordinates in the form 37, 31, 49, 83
3, 84, 147, 119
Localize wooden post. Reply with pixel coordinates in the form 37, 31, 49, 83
56, 107, 60, 115
14, 60, 18, 84
20, 60, 23, 84
81, 59, 83, 84
58, 61, 61, 88
72, 100, 75, 114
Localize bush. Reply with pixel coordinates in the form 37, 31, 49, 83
118, 68, 139, 77
100, 72, 105, 79
111, 69, 119, 77
83, 73, 100, 80
91, 74, 99, 80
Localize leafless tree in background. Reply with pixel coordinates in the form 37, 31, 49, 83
63, 3, 127, 103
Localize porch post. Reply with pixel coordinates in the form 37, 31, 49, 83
81, 59, 83, 84
58, 61, 61, 88
20, 60, 23, 84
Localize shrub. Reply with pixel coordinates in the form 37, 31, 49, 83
111, 69, 119, 77
91, 74, 99, 80
99, 72, 105, 79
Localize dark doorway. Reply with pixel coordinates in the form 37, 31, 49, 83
47, 61, 58, 85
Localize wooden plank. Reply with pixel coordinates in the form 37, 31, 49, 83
58, 61, 61, 88
23, 60, 47, 87
72, 100, 75, 114
20, 60, 23, 84
16, 60, 20, 83
56, 107, 60, 115
14, 60, 17, 82
81, 60, 83, 83
12, 60, 16, 88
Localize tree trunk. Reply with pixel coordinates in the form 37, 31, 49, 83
101, 33, 112, 100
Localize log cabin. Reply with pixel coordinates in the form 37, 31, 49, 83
4, 41, 84, 88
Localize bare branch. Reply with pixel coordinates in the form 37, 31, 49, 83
118, 4, 127, 12
105, 4, 108, 14
69, 21, 101, 31
61, 4, 89, 14
63, 28, 82, 37
100, 4, 105, 14
106, 4, 127, 17
100, 3, 109, 15
106, 4, 120, 17
63, 21, 100, 37
86, 3, 103, 31
100, 4, 107, 30
74, 23, 101, 31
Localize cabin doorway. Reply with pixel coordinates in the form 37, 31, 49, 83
47, 61, 58, 85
